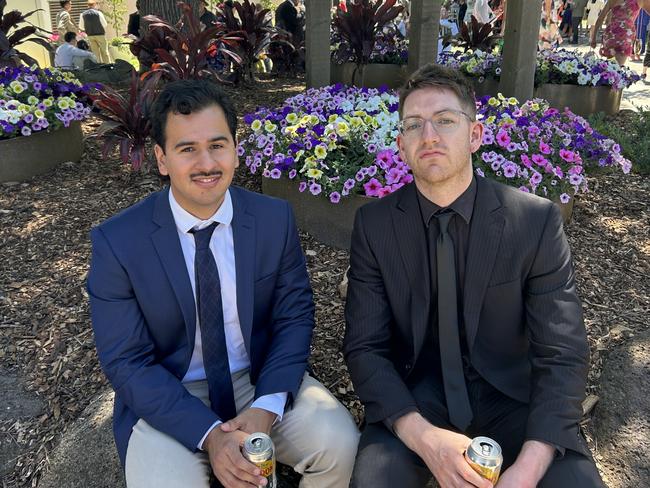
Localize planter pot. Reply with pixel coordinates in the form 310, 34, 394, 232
534, 84, 622, 117
552, 197, 575, 224
262, 176, 372, 250
330, 62, 408, 89
472, 77, 500, 99
0, 122, 84, 183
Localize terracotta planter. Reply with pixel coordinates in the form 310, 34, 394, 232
534, 84, 622, 117
472, 77, 501, 99
330, 62, 408, 89
261, 176, 372, 250
0, 122, 83, 183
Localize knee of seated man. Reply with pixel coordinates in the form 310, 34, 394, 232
310, 414, 360, 464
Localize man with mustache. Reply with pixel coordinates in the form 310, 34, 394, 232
344, 64, 605, 487
88, 79, 359, 488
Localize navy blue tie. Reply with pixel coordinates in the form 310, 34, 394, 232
191, 223, 237, 422
436, 211, 473, 431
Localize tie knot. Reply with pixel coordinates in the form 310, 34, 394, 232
435, 211, 453, 234
190, 222, 218, 250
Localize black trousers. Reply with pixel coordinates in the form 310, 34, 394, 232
571, 15, 583, 43
350, 377, 605, 488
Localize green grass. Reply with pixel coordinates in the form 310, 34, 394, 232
588, 109, 650, 175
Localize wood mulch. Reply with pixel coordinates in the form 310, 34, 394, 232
0, 77, 648, 487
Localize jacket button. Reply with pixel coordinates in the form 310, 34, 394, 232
404, 363, 412, 370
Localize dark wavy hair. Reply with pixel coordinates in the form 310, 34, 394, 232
150, 79, 238, 152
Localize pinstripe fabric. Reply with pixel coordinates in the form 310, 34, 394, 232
344, 177, 590, 455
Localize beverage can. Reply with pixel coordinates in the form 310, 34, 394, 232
464, 436, 503, 483
242, 432, 277, 488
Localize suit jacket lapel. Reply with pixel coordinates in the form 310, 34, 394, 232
463, 178, 505, 352
391, 184, 431, 360
230, 188, 255, 357
151, 188, 197, 348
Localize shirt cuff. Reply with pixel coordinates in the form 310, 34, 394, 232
251, 392, 288, 423
198, 420, 222, 450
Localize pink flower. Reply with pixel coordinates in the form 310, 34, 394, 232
496, 129, 511, 147
363, 178, 382, 197
377, 187, 392, 197
539, 141, 552, 155
559, 149, 576, 162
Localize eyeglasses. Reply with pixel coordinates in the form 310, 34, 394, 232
398, 110, 474, 137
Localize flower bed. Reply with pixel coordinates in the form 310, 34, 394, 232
438, 48, 640, 90
240, 85, 631, 205
0, 66, 94, 139
0, 66, 94, 181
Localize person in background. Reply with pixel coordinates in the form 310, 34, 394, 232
559, 0, 574, 38
275, 0, 304, 41
79, 0, 111, 64
473, 0, 493, 23
458, 0, 468, 26
56, 0, 79, 40
590, 0, 650, 66
632, 8, 649, 61
127, 0, 141, 38
199, 0, 218, 29
54, 31, 97, 69
570, 0, 589, 43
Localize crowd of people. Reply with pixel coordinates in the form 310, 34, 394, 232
54, 0, 112, 69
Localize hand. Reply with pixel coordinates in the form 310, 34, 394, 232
220, 407, 277, 436
394, 412, 492, 488
204, 427, 267, 488
494, 463, 535, 488
495, 440, 554, 488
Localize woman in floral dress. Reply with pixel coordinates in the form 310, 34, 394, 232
590, 0, 650, 65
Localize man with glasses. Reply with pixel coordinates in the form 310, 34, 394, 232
344, 64, 605, 487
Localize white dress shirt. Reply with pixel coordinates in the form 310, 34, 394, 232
168, 189, 287, 447
54, 43, 96, 69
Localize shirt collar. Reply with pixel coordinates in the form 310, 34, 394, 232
417, 177, 477, 227
168, 188, 233, 234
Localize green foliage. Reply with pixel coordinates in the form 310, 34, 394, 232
588, 109, 650, 175
0, 0, 52, 67
103, 0, 129, 36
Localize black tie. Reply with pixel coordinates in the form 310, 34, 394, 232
191, 223, 237, 421
436, 212, 473, 431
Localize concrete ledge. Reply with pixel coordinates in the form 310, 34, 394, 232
535, 84, 622, 117
0, 122, 83, 183
262, 176, 372, 250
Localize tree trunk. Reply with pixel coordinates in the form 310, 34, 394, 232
140, 0, 201, 24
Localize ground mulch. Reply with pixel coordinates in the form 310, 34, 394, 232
0, 77, 648, 487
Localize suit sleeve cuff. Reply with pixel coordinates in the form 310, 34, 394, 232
251, 392, 288, 423
383, 406, 420, 434
198, 420, 222, 450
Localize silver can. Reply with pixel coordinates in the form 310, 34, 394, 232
464, 436, 503, 483
242, 432, 277, 488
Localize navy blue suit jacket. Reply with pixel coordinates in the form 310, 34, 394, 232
87, 186, 314, 466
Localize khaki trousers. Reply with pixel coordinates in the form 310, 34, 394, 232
125, 371, 359, 487
87, 35, 111, 64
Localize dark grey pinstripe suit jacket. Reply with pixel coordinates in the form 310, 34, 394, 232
343, 176, 590, 455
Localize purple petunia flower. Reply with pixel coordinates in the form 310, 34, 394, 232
329, 192, 341, 203
559, 193, 571, 204
309, 182, 322, 195
288, 169, 297, 179
344, 178, 355, 190
363, 178, 382, 197
299, 181, 307, 192
270, 168, 281, 179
